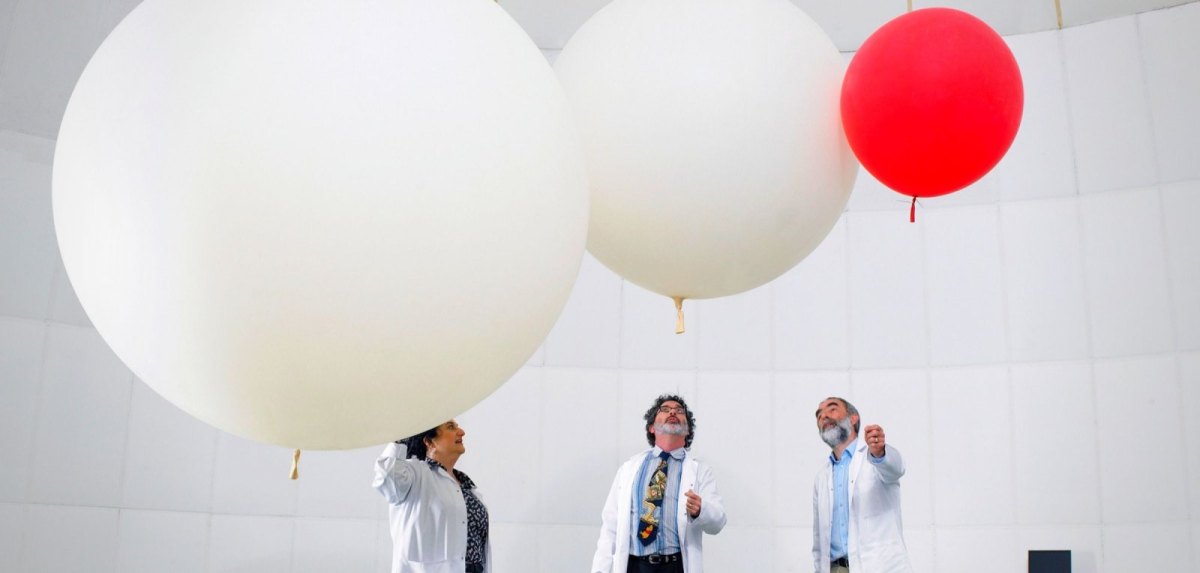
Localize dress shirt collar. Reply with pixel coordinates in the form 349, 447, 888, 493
425, 458, 477, 490
651, 445, 687, 461
829, 437, 859, 464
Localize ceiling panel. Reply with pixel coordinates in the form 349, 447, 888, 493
0, 0, 106, 138
923, 0, 1060, 37
792, 0, 908, 52
1059, 0, 1195, 27
501, 0, 611, 49
1, 0, 1197, 138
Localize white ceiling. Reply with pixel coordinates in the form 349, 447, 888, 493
0, 0, 1194, 141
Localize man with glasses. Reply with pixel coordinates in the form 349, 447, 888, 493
592, 394, 727, 573
812, 397, 913, 573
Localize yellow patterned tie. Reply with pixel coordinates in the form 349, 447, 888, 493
637, 451, 671, 545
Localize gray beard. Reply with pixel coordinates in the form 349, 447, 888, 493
655, 422, 687, 436
820, 417, 853, 448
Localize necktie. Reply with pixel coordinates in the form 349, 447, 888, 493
637, 451, 671, 545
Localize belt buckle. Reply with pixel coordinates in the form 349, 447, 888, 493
647, 554, 664, 565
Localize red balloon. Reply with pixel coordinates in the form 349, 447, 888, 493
841, 8, 1023, 199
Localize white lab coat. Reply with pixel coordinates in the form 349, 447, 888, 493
812, 441, 913, 573
373, 442, 491, 573
592, 449, 727, 573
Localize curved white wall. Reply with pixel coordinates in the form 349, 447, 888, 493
1, 3, 1199, 572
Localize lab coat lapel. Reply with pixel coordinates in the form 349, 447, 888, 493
847, 439, 868, 508
676, 455, 697, 542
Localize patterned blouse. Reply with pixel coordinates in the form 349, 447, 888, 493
426, 459, 488, 567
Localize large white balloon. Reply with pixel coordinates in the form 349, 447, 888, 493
555, 0, 856, 300
53, 0, 588, 450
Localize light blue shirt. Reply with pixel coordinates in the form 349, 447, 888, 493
830, 438, 856, 560
629, 446, 686, 556
830, 437, 887, 561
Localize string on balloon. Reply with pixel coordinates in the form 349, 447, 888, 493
673, 297, 686, 334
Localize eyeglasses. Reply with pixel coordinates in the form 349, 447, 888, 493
657, 405, 686, 415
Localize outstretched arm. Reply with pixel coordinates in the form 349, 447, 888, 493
863, 425, 905, 484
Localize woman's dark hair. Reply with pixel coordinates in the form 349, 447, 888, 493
397, 424, 442, 460
642, 394, 696, 449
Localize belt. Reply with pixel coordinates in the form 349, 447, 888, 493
465, 564, 485, 573
635, 553, 681, 565
832, 556, 849, 568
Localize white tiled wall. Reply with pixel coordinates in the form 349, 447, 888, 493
537, 524, 598, 571
771, 371, 850, 528
1139, 2, 1200, 183
0, 502, 26, 572
1102, 523, 1193, 572
1010, 361, 1101, 525
992, 31, 1077, 202
459, 367, 547, 523
2, 4, 1199, 572
1062, 16, 1158, 195
24, 505, 119, 573
294, 447, 383, 519
538, 368, 619, 525
48, 260, 91, 327
1181, 352, 1200, 520
846, 211, 928, 369
850, 369, 934, 528
28, 325, 133, 508
773, 218, 850, 370
1000, 198, 1091, 362
1093, 356, 1188, 523
934, 527, 1020, 573
544, 254, 622, 369
1080, 188, 1175, 358
207, 515, 294, 573
488, 523, 538, 572
902, 526, 935, 573
1163, 181, 1200, 350
0, 0, 104, 137
696, 284, 774, 371
0, 147, 57, 320
120, 383, 218, 513
0, 317, 44, 502
115, 510, 210, 573
923, 207, 1008, 366
210, 434, 301, 517
772, 526, 814, 573
291, 518, 377, 573
692, 372, 773, 527
706, 526, 772, 570
930, 366, 1014, 526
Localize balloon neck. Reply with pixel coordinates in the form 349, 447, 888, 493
909, 196, 917, 223
673, 297, 686, 335
290, 449, 301, 480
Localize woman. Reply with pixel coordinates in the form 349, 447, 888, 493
373, 420, 490, 573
